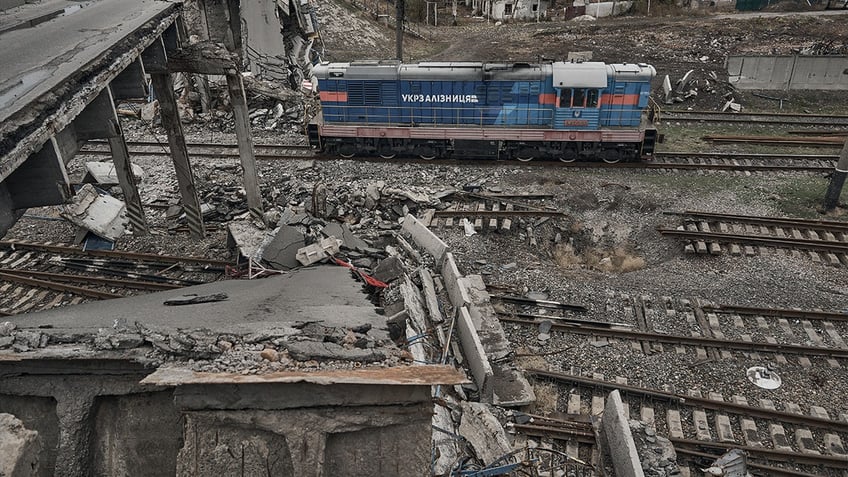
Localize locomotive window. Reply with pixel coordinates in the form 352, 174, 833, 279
573, 88, 587, 108
587, 89, 599, 107
559, 89, 572, 108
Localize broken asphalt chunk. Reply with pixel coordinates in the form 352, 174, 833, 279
164, 293, 229, 306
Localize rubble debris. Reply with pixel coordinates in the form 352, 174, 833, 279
262, 225, 305, 269
746, 366, 781, 389
164, 293, 229, 306
0, 413, 40, 477
285, 340, 385, 362
295, 236, 341, 266
83, 161, 145, 186
373, 255, 405, 283
701, 449, 750, 477
458, 402, 513, 466
61, 184, 127, 241
629, 419, 680, 477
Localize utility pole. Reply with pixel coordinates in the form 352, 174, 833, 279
823, 136, 848, 211
396, 0, 404, 60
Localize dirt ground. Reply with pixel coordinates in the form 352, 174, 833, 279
316, 0, 848, 112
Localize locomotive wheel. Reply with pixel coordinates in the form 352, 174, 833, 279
379, 153, 397, 159
516, 151, 534, 162
601, 150, 621, 164
415, 146, 437, 160
338, 144, 356, 159
558, 151, 578, 163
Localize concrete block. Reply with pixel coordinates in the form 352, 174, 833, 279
83, 161, 145, 185
0, 413, 40, 477
455, 306, 494, 403
295, 236, 341, 266
61, 184, 126, 241
602, 390, 644, 477
401, 213, 449, 264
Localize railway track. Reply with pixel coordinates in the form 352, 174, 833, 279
81, 141, 837, 173
0, 240, 231, 315
660, 211, 848, 266
528, 369, 848, 477
498, 295, 848, 365
661, 110, 848, 127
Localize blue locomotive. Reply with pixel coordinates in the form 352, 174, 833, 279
307, 60, 658, 163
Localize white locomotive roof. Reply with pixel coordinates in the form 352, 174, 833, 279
551, 62, 608, 88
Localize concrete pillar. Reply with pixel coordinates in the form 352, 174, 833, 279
225, 72, 265, 222
142, 37, 205, 238
5, 137, 70, 209
53, 394, 95, 477
77, 87, 149, 235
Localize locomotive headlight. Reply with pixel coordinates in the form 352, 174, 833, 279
574, 111, 581, 117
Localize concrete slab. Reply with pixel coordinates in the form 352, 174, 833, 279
401, 213, 449, 264
1, 266, 388, 336
0, 0, 174, 125
262, 225, 305, 269
61, 184, 126, 241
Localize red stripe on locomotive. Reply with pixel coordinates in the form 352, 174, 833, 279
319, 91, 348, 102
599, 94, 640, 106
538, 93, 557, 105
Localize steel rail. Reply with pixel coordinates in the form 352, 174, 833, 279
666, 211, 848, 232
81, 142, 835, 172
511, 423, 596, 443
673, 447, 828, 477
641, 161, 834, 172
701, 304, 848, 322
0, 271, 122, 300
0, 240, 232, 267
0, 268, 181, 291
670, 437, 848, 468
527, 369, 848, 432
433, 210, 566, 218
501, 317, 848, 359
654, 152, 839, 160
656, 229, 848, 254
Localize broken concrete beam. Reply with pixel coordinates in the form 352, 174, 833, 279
458, 402, 512, 465
456, 306, 494, 403
61, 183, 126, 241
419, 268, 444, 324
295, 236, 342, 266
432, 404, 459, 475
442, 253, 471, 309
0, 413, 40, 477
401, 213, 449, 265
602, 390, 644, 477
462, 275, 536, 407
400, 275, 429, 335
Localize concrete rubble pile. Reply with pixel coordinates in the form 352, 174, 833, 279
661, 70, 740, 110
